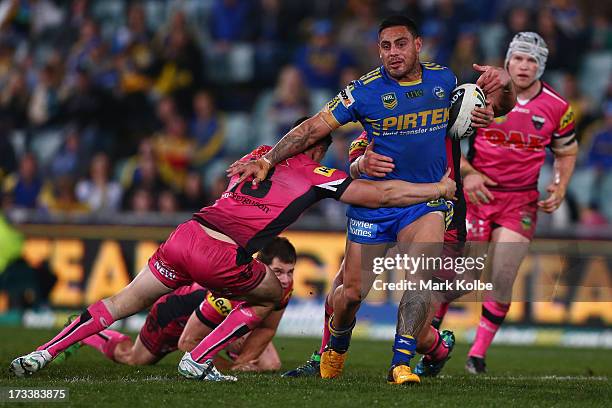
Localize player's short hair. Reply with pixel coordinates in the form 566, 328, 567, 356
378, 15, 419, 38
257, 237, 297, 265
293, 116, 333, 150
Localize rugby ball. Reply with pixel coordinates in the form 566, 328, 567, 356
448, 83, 486, 140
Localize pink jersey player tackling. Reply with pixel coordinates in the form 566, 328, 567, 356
66, 237, 296, 372
434, 32, 578, 374
11, 116, 456, 381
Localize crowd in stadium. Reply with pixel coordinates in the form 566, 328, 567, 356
0, 0, 610, 225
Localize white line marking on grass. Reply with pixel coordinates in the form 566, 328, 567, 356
438, 375, 609, 381
65, 375, 175, 383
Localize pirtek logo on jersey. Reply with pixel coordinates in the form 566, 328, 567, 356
380, 108, 449, 131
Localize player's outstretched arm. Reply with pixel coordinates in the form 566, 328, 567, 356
227, 112, 340, 184
340, 168, 456, 208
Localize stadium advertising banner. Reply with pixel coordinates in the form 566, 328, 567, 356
5, 224, 611, 342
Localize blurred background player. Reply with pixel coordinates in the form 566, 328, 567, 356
433, 32, 578, 374
61, 237, 294, 371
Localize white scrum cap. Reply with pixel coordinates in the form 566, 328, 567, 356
505, 32, 549, 80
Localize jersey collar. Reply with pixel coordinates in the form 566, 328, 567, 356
380, 64, 423, 86
517, 81, 543, 106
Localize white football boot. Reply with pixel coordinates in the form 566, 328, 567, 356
178, 352, 237, 382
10, 350, 53, 377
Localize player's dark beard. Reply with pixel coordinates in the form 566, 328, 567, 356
388, 59, 421, 82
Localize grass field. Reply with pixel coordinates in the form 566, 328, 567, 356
0, 327, 610, 407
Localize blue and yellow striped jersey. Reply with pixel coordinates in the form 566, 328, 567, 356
326, 62, 457, 184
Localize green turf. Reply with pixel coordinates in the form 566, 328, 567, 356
0, 327, 610, 407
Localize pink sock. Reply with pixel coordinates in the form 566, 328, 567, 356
82, 329, 130, 361
190, 304, 262, 363
37, 301, 114, 358
468, 300, 510, 358
318, 298, 333, 354
434, 303, 450, 321
424, 326, 449, 362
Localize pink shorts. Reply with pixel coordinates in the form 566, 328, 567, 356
148, 220, 267, 297
466, 190, 539, 241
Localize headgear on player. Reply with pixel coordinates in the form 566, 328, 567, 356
505, 32, 548, 80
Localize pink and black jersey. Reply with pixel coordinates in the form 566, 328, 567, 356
468, 82, 576, 191
194, 146, 352, 258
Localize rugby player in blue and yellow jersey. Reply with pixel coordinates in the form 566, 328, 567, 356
230, 15, 515, 384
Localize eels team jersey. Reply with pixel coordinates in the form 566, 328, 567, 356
468, 82, 576, 191
326, 63, 456, 237
194, 145, 352, 257
349, 131, 467, 242
327, 63, 456, 185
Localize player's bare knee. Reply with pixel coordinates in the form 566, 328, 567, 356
343, 286, 364, 306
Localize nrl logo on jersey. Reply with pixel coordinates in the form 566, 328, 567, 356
381, 92, 398, 109
531, 115, 546, 130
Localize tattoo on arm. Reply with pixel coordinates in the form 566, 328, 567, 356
266, 118, 321, 165
397, 289, 430, 337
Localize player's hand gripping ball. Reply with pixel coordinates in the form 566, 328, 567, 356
448, 84, 486, 140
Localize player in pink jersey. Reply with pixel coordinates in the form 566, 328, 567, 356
432, 32, 578, 374
10, 118, 456, 381
70, 238, 295, 371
